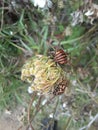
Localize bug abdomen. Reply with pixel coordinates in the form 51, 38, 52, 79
53, 79, 69, 96
54, 49, 68, 64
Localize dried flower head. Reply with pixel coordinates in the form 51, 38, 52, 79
21, 55, 68, 95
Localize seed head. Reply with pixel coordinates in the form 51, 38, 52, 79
21, 55, 68, 95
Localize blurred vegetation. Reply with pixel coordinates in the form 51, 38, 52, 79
0, 0, 98, 130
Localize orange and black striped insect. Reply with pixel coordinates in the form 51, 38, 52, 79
53, 79, 68, 96
48, 40, 69, 65
54, 49, 69, 65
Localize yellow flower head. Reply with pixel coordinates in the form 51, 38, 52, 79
21, 55, 67, 95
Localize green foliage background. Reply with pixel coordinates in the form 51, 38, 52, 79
0, 0, 98, 130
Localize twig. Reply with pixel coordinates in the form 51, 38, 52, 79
27, 92, 37, 124
26, 94, 43, 130
30, 95, 44, 122
26, 92, 37, 130
30, 95, 55, 123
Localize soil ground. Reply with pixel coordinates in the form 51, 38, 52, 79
0, 105, 26, 130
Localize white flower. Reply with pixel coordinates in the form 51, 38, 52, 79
62, 103, 67, 108
72, 80, 77, 86
49, 113, 53, 118
85, 10, 94, 16
42, 99, 47, 105
10, 31, 13, 35
28, 86, 33, 94
31, 0, 52, 8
